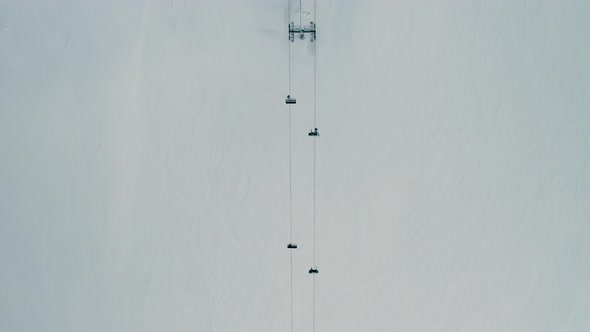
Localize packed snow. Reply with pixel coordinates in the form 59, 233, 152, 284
1, 0, 589, 331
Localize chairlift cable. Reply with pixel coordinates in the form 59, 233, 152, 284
300, 0, 303, 27
312, 2, 318, 332
288, 3, 294, 332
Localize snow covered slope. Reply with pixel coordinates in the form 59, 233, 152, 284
1, 1, 589, 331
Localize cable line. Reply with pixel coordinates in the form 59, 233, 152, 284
287, 4, 294, 332
312, 2, 318, 331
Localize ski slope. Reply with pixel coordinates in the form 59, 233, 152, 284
1, 1, 589, 331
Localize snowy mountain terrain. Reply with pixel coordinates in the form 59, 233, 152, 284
1, 1, 589, 331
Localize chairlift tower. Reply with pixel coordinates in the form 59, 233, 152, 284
289, 21, 316, 42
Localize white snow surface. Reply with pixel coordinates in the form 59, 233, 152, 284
1, 0, 590, 331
